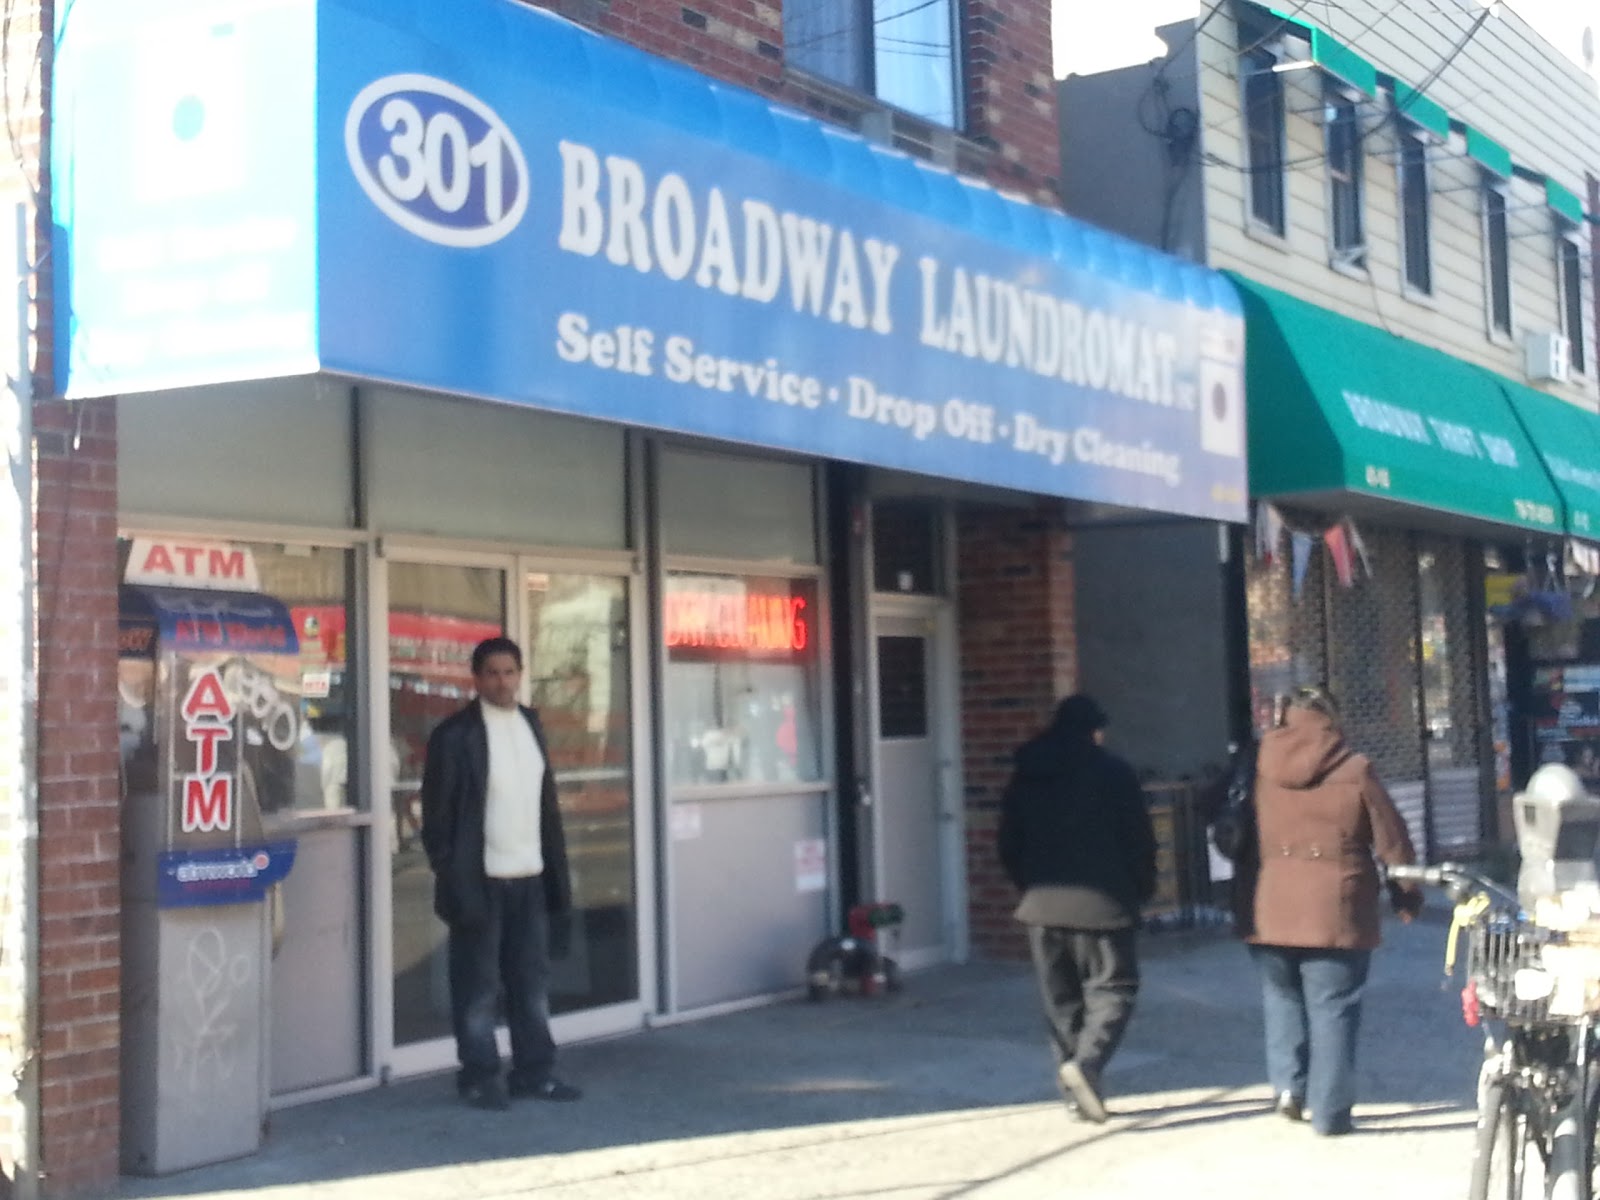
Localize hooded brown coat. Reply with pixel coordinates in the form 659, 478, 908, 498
1236, 707, 1418, 950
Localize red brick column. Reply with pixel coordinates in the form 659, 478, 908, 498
962, 0, 1061, 201
34, 395, 121, 1195
957, 504, 1075, 960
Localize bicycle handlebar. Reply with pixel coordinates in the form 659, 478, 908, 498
1384, 862, 1521, 910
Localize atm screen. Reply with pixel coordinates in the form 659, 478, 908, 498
1554, 818, 1600, 861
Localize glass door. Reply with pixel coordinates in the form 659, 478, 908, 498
387, 561, 508, 1048
525, 571, 638, 1014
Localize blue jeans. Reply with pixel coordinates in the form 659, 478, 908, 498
1248, 944, 1370, 1134
448, 875, 557, 1088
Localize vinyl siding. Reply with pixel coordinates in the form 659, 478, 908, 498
1191, 0, 1600, 412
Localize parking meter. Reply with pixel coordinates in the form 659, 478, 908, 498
1514, 763, 1600, 918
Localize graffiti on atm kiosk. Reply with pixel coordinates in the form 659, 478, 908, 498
181, 667, 236, 833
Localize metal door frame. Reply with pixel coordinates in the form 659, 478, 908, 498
373, 539, 655, 1081
865, 592, 965, 967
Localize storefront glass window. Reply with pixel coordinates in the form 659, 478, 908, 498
663, 573, 822, 785
526, 572, 637, 1013
389, 562, 507, 1047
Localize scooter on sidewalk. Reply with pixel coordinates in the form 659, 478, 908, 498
805, 902, 905, 1000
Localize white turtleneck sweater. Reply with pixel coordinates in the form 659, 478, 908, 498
480, 702, 546, 879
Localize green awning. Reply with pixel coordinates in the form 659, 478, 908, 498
1392, 80, 1449, 141
1463, 125, 1513, 178
1260, 5, 1378, 96
1228, 273, 1564, 535
1547, 177, 1586, 225
1498, 378, 1600, 538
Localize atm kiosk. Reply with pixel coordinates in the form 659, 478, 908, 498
117, 565, 301, 1175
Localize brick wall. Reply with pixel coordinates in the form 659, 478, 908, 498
34, 395, 120, 1197
536, 0, 1061, 199
961, 0, 1060, 200
956, 505, 1076, 960
24, 0, 124, 1192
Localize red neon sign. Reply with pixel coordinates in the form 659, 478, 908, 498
664, 591, 809, 653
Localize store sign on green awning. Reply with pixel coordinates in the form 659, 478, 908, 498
1229, 274, 1563, 535
1498, 378, 1600, 538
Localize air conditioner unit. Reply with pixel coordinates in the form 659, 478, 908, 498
1526, 330, 1572, 384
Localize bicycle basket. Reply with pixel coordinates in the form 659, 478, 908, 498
1465, 916, 1568, 1021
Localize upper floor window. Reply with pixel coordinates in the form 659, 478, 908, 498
1559, 231, 1587, 375
1242, 47, 1286, 236
784, 0, 960, 128
1325, 92, 1365, 265
1398, 126, 1432, 294
1482, 181, 1512, 338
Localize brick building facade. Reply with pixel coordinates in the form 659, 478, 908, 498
18, 0, 1087, 1192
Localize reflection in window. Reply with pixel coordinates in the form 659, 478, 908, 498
784, 0, 959, 128
664, 574, 822, 786
526, 572, 637, 1014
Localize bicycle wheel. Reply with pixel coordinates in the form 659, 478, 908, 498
1470, 1080, 1530, 1200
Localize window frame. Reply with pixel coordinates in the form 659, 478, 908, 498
782, 0, 964, 131
1397, 122, 1433, 297
1241, 45, 1288, 239
1558, 226, 1588, 377
1323, 86, 1366, 268
1481, 176, 1514, 342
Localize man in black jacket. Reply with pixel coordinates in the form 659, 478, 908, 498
421, 636, 580, 1110
998, 694, 1156, 1124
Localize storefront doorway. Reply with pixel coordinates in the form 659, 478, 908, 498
380, 552, 645, 1075
870, 604, 959, 968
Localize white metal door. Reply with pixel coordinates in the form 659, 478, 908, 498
871, 610, 953, 968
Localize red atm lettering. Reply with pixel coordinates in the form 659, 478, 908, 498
139, 542, 247, 582
140, 543, 176, 576
181, 670, 234, 723
182, 776, 233, 833
209, 548, 247, 580
187, 722, 232, 775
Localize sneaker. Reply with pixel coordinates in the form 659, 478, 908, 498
508, 1074, 582, 1102
1274, 1092, 1306, 1122
459, 1077, 510, 1111
1057, 1060, 1107, 1124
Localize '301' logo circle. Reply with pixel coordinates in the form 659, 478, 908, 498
345, 74, 529, 247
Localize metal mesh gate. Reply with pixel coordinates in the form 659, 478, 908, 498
1245, 515, 1489, 861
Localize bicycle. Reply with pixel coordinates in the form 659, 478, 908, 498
1389, 862, 1600, 1200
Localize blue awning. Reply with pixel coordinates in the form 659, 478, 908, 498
119, 588, 300, 656
55, 0, 1247, 522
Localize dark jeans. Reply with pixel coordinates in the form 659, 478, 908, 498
1248, 944, 1371, 1134
1027, 925, 1140, 1079
448, 875, 557, 1088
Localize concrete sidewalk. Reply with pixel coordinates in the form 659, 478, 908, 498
115, 914, 1485, 1200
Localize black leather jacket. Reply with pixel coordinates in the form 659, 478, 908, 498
420, 700, 572, 927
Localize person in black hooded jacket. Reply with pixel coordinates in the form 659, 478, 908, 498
997, 694, 1157, 1124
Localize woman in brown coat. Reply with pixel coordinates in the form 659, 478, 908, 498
1239, 686, 1420, 1136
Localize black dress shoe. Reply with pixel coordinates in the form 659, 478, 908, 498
509, 1074, 582, 1102
459, 1077, 510, 1111
1274, 1092, 1305, 1122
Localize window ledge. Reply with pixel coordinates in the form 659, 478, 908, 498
1486, 327, 1516, 351
1242, 221, 1291, 253
1400, 284, 1438, 310
1328, 254, 1369, 280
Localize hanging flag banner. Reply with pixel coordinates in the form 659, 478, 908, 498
1291, 532, 1315, 600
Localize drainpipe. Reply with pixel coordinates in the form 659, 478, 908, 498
3, 199, 38, 1200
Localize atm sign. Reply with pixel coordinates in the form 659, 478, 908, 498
180, 668, 236, 834
125, 537, 261, 592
